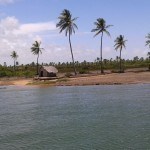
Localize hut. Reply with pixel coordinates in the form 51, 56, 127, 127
39, 66, 58, 77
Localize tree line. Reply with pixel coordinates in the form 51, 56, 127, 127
0, 55, 149, 77
4, 9, 150, 76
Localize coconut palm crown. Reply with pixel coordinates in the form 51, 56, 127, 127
91, 18, 112, 73
56, 9, 78, 75
56, 9, 78, 36
31, 41, 44, 75
114, 35, 127, 73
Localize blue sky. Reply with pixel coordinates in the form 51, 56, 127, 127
0, 0, 150, 65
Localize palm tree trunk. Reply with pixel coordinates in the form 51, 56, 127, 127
37, 54, 39, 75
13, 59, 16, 76
69, 32, 77, 75
100, 32, 104, 74
14, 60, 15, 72
120, 49, 122, 73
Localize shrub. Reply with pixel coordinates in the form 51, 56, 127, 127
0, 71, 7, 77
79, 69, 88, 74
65, 72, 72, 77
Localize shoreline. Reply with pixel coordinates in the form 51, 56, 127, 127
0, 71, 150, 87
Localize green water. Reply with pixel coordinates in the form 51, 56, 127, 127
0, 84, 150, 150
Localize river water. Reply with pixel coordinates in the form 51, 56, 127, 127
0, 84, 150, 150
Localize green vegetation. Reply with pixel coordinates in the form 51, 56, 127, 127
0, 56, 149, 78
0, 64, 35, 77
56, 9, 78, 76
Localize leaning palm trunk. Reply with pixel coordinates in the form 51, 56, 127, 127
100, 32, 104, 74
69, 32, 77, 75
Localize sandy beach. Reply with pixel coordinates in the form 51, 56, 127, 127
0, 78, 32, 86
56, 72, 150, 86
0, 71, 150, 86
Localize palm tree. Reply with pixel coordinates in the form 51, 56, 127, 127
145, 33, 150, 47
147, 52, 150, 70
31, 41, 44, 75
114, 35, 127, 73
145, 33, 150, 70
10, 51, 18, 71
56, 9, 78, 75
147, 52, 150, 59
91, 18, 112, 74
116, 56, 119, 63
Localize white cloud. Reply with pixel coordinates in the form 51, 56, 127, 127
0, 16, 148, 66
128, 48, 148, 59
0, 16, 57, 65
14, 22, 56, 35
0, 0, 16, 5
0, 16, 19, 32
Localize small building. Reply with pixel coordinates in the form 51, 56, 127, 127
39, 66, 58, 77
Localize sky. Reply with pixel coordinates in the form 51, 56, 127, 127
0, 0, 150, 66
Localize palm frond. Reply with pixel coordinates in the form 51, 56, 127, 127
10, 51, 18, 60
106, 25, 113, 28
103, 30, 111, 37
114, 45, 121, 51
73, 23, 78, 29
56, 9, 78, 37
91, 18, 112, 38
31, 41, 44, 55
114, 35, 127, 51
94, 30, 102, 37
91, 28, 100, 32
145, 33, 150, 47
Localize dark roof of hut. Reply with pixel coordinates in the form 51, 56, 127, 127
42, 66, 58, 73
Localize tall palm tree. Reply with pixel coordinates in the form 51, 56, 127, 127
91, 18, 112, 74
10, 51, 18, 71
56, 9, 78, 75
31, 41, 44, 75
145, 33, 150, 70
114, 35, 127, 73
145, 33, 150, 48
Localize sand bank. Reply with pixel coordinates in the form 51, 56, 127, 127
0, 71, 150, 86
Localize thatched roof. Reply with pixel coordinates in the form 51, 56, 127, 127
41, 66, 58, 73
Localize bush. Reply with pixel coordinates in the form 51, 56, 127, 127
23, 71, 35, 78
0, 70, 14, 77
65, 72, 73, 77
0, 71, 7, 77
79, 69, 88, 74
148, 64, 150, 70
